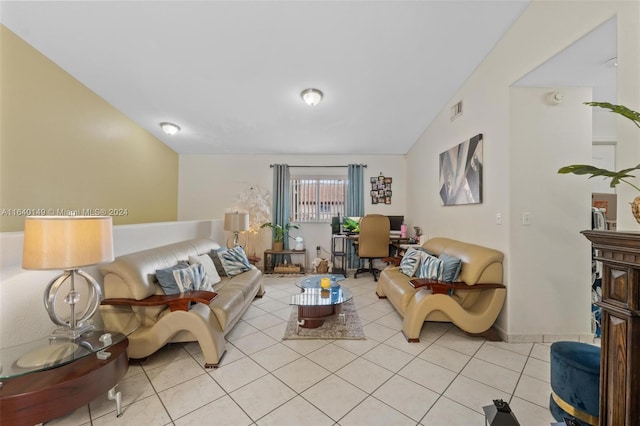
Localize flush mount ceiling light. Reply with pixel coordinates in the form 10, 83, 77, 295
546, 91, 563, 105
159, 122, 181, 136
301, 88, 323, 106
604, 56, 618, 68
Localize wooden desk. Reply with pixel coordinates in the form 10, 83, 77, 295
334, 234, 414, 274
343, 234, 412, 244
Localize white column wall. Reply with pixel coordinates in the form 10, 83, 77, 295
509, 86, 593, 339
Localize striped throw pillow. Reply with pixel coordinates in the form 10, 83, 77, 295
417, 253, 444, 281
399, 248, 422, 277
218, 246, 252, 277
155, 262, 190, 294
172, 263, 212, 293
189, 254, 221, 287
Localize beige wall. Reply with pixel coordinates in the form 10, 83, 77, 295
0, 25, 178, 232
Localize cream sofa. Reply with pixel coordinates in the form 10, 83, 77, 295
375, 237, 504, 341
99, 238, 264, 367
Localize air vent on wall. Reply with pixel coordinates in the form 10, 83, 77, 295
450, 100, 463, 121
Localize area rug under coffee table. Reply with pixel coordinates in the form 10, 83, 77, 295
282, 299, 365, 340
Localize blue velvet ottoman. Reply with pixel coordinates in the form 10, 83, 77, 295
549, 341, 600, 426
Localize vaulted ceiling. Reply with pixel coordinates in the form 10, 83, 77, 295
1, 1, 530, 155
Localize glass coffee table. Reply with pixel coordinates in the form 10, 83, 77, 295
291, 274, 352, 330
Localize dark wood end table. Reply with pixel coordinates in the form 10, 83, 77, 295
0, 332, 129, 426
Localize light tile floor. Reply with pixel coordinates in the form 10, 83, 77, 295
47, 275, 565, 426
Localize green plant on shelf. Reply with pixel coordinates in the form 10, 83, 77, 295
260, 222, 299, 242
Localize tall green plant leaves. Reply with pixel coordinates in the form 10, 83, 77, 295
558, 103, 640, 192
558, 164, 640, 189
584, 102, 640, 128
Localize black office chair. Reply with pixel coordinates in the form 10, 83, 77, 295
354, 214, 390, 281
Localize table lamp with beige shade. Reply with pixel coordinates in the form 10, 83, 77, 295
224, 211, 249, 248
22, 216, 114, 341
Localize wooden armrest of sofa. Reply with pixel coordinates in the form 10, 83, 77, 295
409, 279, 505, 295
382, 257, 402, 266
101, 290, 217, 312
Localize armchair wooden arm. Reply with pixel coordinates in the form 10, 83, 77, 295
409, 278, 505, 295
382, 257, 402, 266
101, 290, 217, 312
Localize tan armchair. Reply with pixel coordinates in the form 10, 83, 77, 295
376, 237, 505, 341
354, 214, 390, 281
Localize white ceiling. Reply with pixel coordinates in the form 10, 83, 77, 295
515, 17, 616, 102
1, 1, 530, 155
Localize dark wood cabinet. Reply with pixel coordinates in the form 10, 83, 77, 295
582, 230, 640, 426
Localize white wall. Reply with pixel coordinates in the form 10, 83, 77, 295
593, 109, 618, 142
178, 154, 407, 269
509, 86, 592, 339
406, 0, 640, 341
591, 144, 617, 194
0, 220, 224, 348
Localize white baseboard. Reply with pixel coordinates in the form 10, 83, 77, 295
499, 332, 595, 344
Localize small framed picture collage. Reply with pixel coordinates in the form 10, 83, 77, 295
370, 175, 392, 205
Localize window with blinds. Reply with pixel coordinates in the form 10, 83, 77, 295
290, 176, 346, 222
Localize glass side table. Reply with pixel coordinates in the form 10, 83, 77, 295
0, 330, 129, 426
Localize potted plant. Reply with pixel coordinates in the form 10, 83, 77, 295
558, 102, 640, 224
260, 222, 300, 251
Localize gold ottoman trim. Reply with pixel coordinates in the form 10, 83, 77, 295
551, 391, 598, 426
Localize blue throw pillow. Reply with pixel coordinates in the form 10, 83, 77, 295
218, 246, 252, 277
417, 253, 444, 280
399, 248, 422, 277
155, 262, 190, 294
439, 253, 462, 282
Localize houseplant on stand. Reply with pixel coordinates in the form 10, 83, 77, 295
558, 102, 640, 224
260, 222, 300, 252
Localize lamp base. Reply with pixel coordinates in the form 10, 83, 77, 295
226, 232, 245, 249
44, 269, 102, 338
50, 322, 96, 340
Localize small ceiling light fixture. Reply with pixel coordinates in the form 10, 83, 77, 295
301, 88, 323, 106
604, 56, 618, 68
159, 122, 181, 136
546, 91, 563, 105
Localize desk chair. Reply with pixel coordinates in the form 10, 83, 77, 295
354, 214, 390, 281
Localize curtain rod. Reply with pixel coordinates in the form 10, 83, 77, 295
269, 164, 367, 168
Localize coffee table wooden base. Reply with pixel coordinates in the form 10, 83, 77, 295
298, 304, 342, 329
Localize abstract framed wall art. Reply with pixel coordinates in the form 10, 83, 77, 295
439, 134, 483, 206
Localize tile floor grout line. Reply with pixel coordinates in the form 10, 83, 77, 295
414, 331, 486, 424
77, 276, 556, 425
